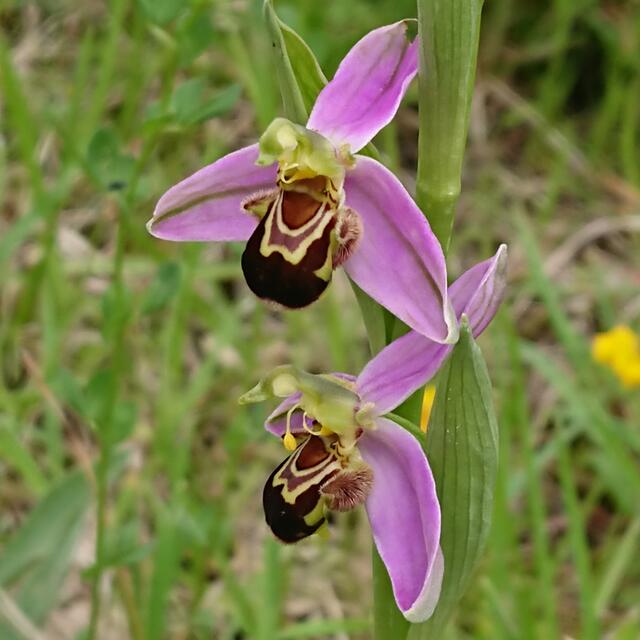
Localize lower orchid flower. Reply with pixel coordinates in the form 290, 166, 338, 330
148, 21, 457, 345
239, 246, 507, 622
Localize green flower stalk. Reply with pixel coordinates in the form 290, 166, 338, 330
416, 0, 484, 254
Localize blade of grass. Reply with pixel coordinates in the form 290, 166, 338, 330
257, 538, 285, 640
277, 618, 370, 639
556, 441, 601, 640
594, 516, 640, 617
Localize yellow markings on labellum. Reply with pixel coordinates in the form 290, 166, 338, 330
259, 192, 336, 266
313, 244, 334, 282
272, 439, 342, 505
303, 499, 326, 527
280, 166, 318, 183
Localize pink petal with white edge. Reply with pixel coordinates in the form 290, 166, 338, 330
344, 156, 456, 344
307, 21, 418, 153
148, 144, 276, 242
358, 417, 443, 622
448, 243, 508, 335
357, 245, 507, 414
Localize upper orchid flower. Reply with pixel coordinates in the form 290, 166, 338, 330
148, 21, 457, 344
239, 246, 507, 622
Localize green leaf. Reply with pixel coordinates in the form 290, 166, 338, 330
278, 19, 327, 114
50, 367, 86, 415
176, 9, 215, 66
170, 77, 206, 122
86, 127, 135, 191
137, 0, 185, 25
351, 281, 386, 355
141, 262, 182, 314
108, 400, 137, 446
171, 80, 242, 126
0, 473, 90, 636
186, 84, 242, 125
82, 368, 136, 445
408, 319, 499, 639
102, 520, 154, 569
263, 0, 308, 122
0, 209, 40, 273
101, 282, 133, 341
0, 420, 48, 497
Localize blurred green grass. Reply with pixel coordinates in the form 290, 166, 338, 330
1, 0, 640, 638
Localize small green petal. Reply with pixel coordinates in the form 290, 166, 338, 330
240, 366, 360, 437
257, 117, 346, 180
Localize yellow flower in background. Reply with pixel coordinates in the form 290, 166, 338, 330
420, 385, 437, 433
592, 325, 640, 388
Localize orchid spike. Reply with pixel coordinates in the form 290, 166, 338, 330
148, 21, 457, 344
238, 247, 507, 622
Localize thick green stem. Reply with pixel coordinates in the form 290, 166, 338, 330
416, 0, 484, 254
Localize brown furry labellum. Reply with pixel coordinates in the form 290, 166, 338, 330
263, 435, 340, 543
262, 434, 373, 543
241, 177, 361, 309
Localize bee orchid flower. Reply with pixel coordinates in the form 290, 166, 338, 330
239, 246, 507, 622
148, 21, 457, 344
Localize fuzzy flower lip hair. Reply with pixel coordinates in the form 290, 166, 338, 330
239, 246, 507, 623
147, 21, 457, 345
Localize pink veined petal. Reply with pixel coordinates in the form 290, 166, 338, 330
307, 21, 418, 153
450, 243, 508, 332
358, 417, 442, 622
357, 245, 508, 414
358, 337, 449, 417
343, 156, 456, 344
147, 144, 276, 242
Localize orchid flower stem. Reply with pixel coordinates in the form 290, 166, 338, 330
370, 2, 484, 634
258, 6, 480, 637
416, 0, 484, 255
